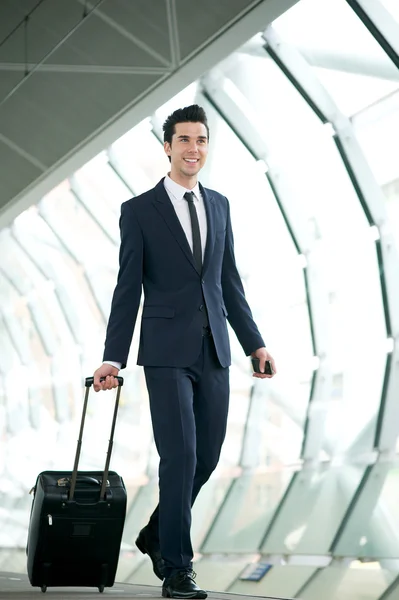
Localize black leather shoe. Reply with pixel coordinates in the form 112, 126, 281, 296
162, 570, 207, 599
135, 527, 165, 581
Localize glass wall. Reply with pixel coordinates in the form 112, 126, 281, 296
1, 1, 399, 598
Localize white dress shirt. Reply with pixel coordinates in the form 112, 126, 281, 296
163, 174, 207, 261
104, 174, 208, 371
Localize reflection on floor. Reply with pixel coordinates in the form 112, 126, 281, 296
0, 571, 291, 599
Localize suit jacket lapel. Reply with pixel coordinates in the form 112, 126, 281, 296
153, 179, 198, 273
200, 183, 216, 276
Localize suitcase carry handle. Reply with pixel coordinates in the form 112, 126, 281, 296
85, 376, 124, 387
58, 475, 105, 487
69, 375, 124, 501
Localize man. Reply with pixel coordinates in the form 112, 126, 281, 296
93, 105, 276, 599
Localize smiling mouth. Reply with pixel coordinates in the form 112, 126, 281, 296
184, 158, 199, 163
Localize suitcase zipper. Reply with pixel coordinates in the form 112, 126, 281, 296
47, 515, 53, 526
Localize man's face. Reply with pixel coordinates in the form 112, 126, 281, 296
164, 121, 209, 179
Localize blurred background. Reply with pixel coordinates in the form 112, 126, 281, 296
1, 1, 399, 599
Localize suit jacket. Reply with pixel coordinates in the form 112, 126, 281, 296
103, 178, 265, 368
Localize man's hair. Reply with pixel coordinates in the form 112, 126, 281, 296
163, 104, 210, 146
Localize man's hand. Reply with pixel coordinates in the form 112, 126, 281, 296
93, 363, 120, 392
251, 347, 276, 379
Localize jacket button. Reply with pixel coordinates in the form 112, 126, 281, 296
201, 279, 205, 284
199, 305, 204, 311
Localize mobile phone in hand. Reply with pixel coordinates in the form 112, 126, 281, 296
251, 357, 273, 375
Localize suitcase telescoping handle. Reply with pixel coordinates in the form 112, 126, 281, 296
69, 376, 124, 501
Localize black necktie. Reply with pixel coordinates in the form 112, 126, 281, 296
184, 191, 202, 273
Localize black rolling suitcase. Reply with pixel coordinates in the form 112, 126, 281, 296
27, 376, 127, 593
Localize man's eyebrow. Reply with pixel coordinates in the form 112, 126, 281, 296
176, 135, 208, 140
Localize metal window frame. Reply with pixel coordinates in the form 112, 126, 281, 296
263, 23, 399, 456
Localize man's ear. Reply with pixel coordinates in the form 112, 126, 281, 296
164, 141, 171, 156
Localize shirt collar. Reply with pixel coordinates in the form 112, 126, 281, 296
164, 174, 201, 201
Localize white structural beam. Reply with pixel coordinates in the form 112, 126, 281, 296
298, 48, 399, 81
239, 37, 399, 80
263, 24, 399, 453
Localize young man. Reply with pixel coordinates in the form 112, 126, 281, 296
93, 105, 276, 598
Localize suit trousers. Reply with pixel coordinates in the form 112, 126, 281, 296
143, 330, 229, 577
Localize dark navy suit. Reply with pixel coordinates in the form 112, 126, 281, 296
103, 178, 264, 574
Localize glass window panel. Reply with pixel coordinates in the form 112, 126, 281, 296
122, 481, 159, 544
0, 229, 44, 294
120, 484, 143, 551
38, 182, 119, 350
15, 194, 118, 360
301, 565, 395, 600
125, 558, 162, 586
110, 119, 168, 194
313, 68, 398, 118
380, 0, 399, 24
230, 565, 318, 598
74, 152, 132, 219
0, 308, 21, 376
241, 360, 310, 469
13, 209, 104, 347
218, 389, 250, 470
154, 83, 198, 124
27, 290, 72, 357
0, 496, 30, 547
261, 464, 366, 555
0, 273, 53, 438
194, 558, 248, 592
82, 263, 120, 324
1, 310, 31, 366
226, 52, 386, 459
191, 475, 233, 549
381, 577, 399, 600
0, 273, 49, 370
39, 181, 118, 269
334, 462, 399, 559
28, 377, 52, 431
141, 429, 165, 480
116, 550, 144, 583
199, 95, 313, 467
201, 471, 294, 553
353, 91, 399, 192
0, 549, 27, 573
50, 353, 79, 425
3, 368, 30, 437
101, 369, 155, 480
273, 0, 399, 115
3, 420, 52, 502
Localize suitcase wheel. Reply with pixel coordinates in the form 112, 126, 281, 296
99, 585, 105, 593
41, 585, 47, 593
